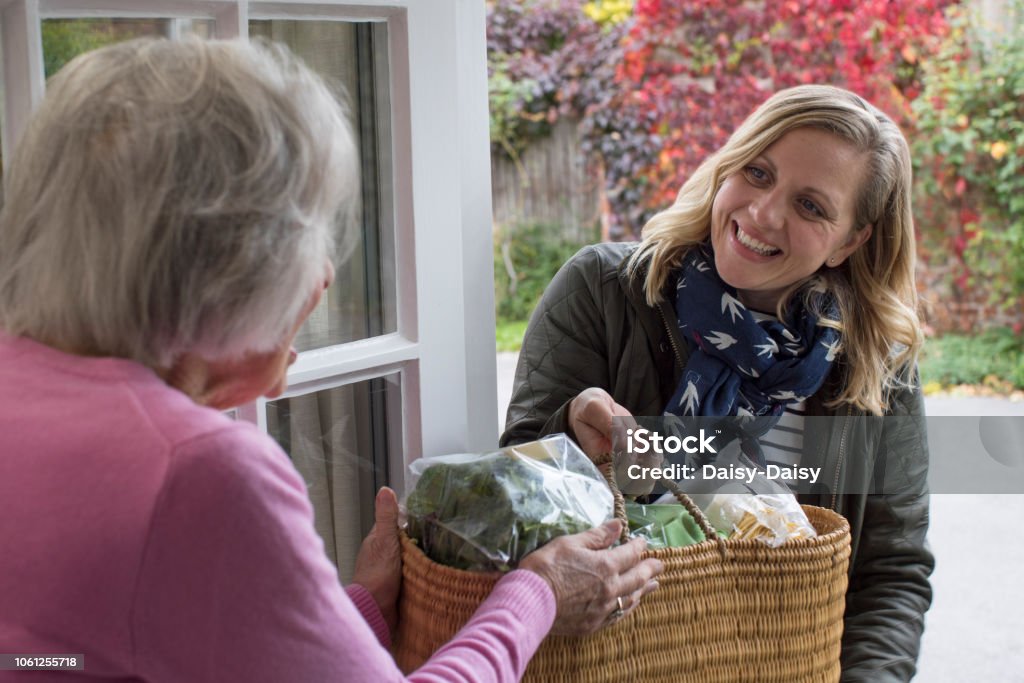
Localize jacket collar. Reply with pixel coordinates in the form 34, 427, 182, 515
617, 244, 691, 372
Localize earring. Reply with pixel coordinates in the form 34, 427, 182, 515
829, 257, 836, 265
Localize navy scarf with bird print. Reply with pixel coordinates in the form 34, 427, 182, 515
666, 244, 840, 467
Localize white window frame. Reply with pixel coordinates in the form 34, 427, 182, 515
0, 0, 498, 497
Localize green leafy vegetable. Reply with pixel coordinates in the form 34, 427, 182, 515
406, 438, 613, 572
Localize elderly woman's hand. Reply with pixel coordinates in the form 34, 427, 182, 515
351, 487, 402, 634
519, 520, 663, 636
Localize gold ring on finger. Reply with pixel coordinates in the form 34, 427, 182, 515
608, 595, 626, 622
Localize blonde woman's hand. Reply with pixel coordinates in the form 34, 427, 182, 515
568, 388, 637, 458
567, 387, 661, 494
518, 520, 663, 636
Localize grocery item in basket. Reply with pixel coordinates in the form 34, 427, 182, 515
404, 435, 614, 571
704, 493, 816, 547
625, 502, 708, 549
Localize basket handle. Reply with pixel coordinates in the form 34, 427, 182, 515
594, 452, 729, 559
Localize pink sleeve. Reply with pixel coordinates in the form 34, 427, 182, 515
345, 584, 390, 647
131, 425, 556, 683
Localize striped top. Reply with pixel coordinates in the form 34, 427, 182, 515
748, 310, 807, 491
759, 402, 806, 492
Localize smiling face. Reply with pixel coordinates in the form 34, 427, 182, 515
710, 127, 873, 312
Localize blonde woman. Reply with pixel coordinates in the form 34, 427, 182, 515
503, 85, 932, 681
0, 38, 662, 681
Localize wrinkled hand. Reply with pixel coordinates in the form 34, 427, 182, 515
568, 387, 661, 494
519, 520, 663, 636
351, 487, 402, 634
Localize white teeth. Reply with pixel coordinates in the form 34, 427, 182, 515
736, 224, 780, 256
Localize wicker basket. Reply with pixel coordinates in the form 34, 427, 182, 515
393, 456, 851, 682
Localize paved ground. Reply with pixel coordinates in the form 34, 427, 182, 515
495, 352, 1024, 681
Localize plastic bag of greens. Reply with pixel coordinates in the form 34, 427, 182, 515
404, 435, 614, 572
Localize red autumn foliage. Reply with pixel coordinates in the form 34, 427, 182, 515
600, 0, 956, 238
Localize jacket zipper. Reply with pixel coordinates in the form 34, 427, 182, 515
656, 303, 686, 369
829, 405, 853, 510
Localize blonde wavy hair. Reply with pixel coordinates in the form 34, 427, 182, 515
628, 84, 922, 415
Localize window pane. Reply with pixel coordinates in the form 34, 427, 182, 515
41, 19, 213, 78
249, 20, 397, 351
266, 375, 398, 581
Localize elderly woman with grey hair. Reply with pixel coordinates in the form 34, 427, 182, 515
0, 39, 661, 682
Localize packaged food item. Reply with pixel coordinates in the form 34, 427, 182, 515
404, 435, 614, 572
625, 502, 706, 549
704, 493, 817, 548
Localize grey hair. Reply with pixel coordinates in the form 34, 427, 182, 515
0, 37, 357, 368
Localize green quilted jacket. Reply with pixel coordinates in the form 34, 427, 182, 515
501, 242, 934, 683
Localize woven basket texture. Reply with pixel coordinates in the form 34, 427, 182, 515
394, 504, 850, 682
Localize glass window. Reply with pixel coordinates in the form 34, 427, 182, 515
251, 17, 401, 578
266, 375, 399, 581
250, 20, 397, 351
41, 18, 213, 78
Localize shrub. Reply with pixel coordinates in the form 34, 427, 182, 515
494, 223, 593, 324
911, 2, 1024, 315
919, 329, 1024, 389
601, 0, 954, 237
486, 0, 626, 160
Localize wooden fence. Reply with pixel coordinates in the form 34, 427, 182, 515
490, 118, 602, 243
